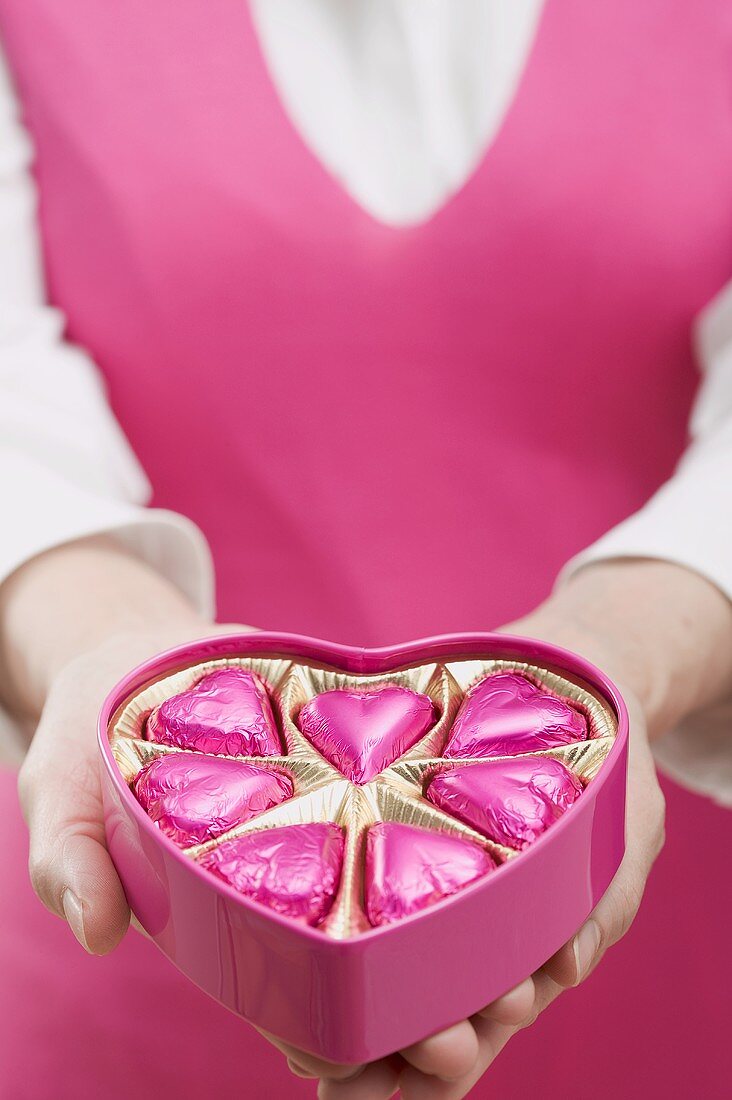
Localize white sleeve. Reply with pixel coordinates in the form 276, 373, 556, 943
560, 284, 732, 807
0, 48, 214, 617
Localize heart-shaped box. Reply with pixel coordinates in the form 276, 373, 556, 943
98, 632, 628, 1063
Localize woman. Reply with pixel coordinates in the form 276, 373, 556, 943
0, 3, 730, 1098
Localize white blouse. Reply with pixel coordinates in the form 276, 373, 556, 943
0, 0, 731, 801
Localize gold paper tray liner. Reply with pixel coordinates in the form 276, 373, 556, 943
108, 652, 618, 940
387, 736, 616, 789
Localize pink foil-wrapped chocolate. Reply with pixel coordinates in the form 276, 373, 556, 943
134, 754, 293, 848
443, 673, 587, 759
427, 757, 583, 850
146, 668, 281, 757
199, 822, 345, 926
365, 822, 496, 927
297, 685, 435, 784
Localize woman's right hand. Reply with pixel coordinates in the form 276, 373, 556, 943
0, 536, 379, 1088
16, 629, 219, 953
0, 535, 223, 953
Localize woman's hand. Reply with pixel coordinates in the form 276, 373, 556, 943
309, 685, 662, 1100
309, 559, 732, 1099
287, 653, 663, 1100
15, 630, 231, 953
0, 536, 225, 952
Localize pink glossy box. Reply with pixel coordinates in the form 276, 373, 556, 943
98, 631, 628, 1064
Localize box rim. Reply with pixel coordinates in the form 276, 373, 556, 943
98, 630, 629, 949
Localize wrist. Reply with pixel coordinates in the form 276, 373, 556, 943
0, 535, 205, 718
531, 559, 732, 738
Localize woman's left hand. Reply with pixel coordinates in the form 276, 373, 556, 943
275, 622, 663, 1099
281, 558, 732, 1099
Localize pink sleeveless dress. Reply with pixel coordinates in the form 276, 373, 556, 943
0, 3, 730, 1097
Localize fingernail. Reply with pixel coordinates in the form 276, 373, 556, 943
317, 1068, 365, 1098
287, 1059, 317, 1079
573, 919, 601, 981
62, 888, 90, 953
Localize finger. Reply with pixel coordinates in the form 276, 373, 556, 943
543, 855, 645, 990
399, 1019, 479, 1080
400, 973, 562, 1100
18, 683, 130, 954
475, 976, 536, 1025
398, 1021, 512, 1100
255, 1029, 365, 1082
318, 1058, 401, 1100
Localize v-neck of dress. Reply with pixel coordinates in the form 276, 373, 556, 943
241, 0, 548, 232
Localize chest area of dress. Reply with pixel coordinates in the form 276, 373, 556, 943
6, 2, 732, 353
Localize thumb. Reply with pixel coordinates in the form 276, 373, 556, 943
17, 666, 130, 955
542, 849, 647, 989
543, 753, 664, 988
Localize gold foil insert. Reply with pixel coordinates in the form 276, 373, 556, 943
108, 652, 618, 938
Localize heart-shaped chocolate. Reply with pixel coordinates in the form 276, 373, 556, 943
297, 685, 435, 784
427, 757, 583, 850
199, 822, 345, 926
134, 753, 293, 848
146, 668, 281, 757
365, 822, 496, 927
443, 673, 587, 759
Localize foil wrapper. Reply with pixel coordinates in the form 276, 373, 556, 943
199, 822, 345, 926
427, 757, 583, 850
297, 685, 436, 784
134, 754, 293, 848
365, 821, 496, 927
146, 668, 281, 757
443, 672, 587, 760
